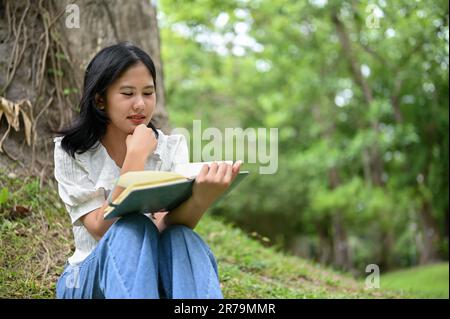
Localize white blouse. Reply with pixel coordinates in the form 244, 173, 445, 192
53, 129, 189, 266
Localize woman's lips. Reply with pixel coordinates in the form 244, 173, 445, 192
127, 116, 145, 124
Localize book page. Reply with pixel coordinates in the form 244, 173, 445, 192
117, 171, 185, 188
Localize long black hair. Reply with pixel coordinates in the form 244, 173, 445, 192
56, 42, 159, 158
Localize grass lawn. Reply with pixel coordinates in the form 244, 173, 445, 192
381, 262, 449, 299
0, 171, 424, 299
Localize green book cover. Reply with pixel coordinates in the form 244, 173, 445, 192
104, 171, 249, 220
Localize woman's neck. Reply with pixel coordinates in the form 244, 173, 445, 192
101, 128, 128, 168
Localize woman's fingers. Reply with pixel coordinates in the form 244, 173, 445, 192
232, 160, 242, 178
224, 163, 233, 184
216, 163, 228, 182
196, 164, 210, 183
200, 161, 241, 186
206, 162, 218, 179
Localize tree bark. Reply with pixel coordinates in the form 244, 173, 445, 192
0, 0, 169, 177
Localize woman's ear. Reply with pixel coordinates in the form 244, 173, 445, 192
95, 93, 105, 110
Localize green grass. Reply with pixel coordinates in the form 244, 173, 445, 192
0, 171, 433, 298
0, 173, 73, 298
195, 215, 398, 298
380, 263, 449, 298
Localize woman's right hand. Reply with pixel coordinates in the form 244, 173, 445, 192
125, 124, 158, 159
191, 161, 242, 210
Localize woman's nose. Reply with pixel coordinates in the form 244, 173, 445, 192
132, 95, 145, 111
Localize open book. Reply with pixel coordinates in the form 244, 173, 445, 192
104, 161, 249, 220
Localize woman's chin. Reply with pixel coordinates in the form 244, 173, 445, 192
125, 120, 151, 134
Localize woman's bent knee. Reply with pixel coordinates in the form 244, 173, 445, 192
161, 224, 196, 240
160, 224, 210, 250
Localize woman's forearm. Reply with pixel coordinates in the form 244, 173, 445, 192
159, 196, 209, 231
110, 150, 147, 201
90, 150, 148, 238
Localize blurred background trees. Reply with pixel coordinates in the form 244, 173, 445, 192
158, 0, 448, 274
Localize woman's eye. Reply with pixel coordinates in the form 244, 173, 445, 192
121, 92, 154, 96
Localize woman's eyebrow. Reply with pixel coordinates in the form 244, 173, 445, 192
119, 85, 155, 90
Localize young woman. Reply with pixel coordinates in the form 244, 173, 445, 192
54, 42, 241, 299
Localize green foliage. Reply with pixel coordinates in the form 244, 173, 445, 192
0, 187, 9, 205
159, 0, 449, 273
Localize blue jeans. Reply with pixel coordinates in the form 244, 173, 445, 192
56, 214, 223, 299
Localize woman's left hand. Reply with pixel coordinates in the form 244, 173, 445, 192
191, 161, 242, 210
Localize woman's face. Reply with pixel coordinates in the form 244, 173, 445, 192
101, 62, 156, 136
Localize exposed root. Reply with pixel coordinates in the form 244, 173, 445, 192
1, 0, 79, 177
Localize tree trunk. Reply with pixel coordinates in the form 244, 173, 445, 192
316, 222, 332, 265
0, 0, 169, 178
331, 10, 385, 188
378, 230, 394, 270
328, 167, 353, 271
418, 198, 441, 264
415, 130, 443, 264
311, 102, 353, 270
